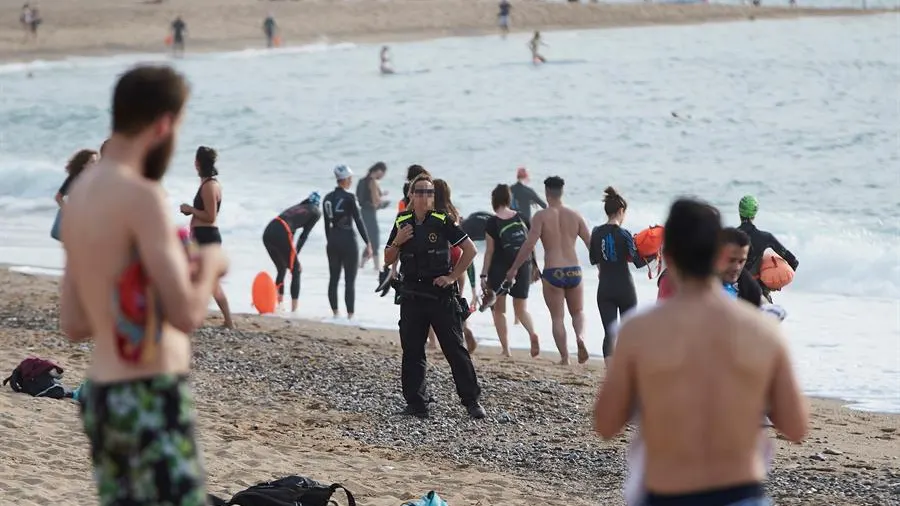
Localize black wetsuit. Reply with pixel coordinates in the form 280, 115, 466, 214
191, 178, 222, 245
171, 18, 186, 49
738, 220, 799, 298
263, 16, 276, 47
484, 213, 532, 299
509, 182, 546, 223
356, 175, 384, 251
262, 201, 321, 300
589, 223, 647, 358
323, 187, 370, 314
461, 211, 493, 242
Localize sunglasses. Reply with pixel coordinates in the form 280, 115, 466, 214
413, 188, 435, 196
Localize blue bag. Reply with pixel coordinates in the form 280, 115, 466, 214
50, 209, 62, 241
402, 491, 448, 506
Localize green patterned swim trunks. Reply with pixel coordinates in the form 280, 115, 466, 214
79, 374, 207, 506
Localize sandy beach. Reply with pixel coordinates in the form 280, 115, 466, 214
1, 268, 898, 505
0, 0, 891, 63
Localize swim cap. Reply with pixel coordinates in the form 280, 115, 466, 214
739, 195, 759, 219
516, 167, 529, 181
308, 191, 321, 206
334, 164, 353, 180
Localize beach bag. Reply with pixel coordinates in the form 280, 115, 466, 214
633, 225, 664, 259
402, 491, 448, 506
3, 357, 70, 399
227, 475, 356, 506
50, 209, 62, 241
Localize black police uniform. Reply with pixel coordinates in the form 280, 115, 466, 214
385, 209, 482, 416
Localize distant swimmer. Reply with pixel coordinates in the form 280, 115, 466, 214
528, 31, 546, 64
510, 167, 546, 223
357, 161, 391, 271
380, 46, 394, 74
170, 16, 187, 57
323, 164, 372, 320
506, 176, 592, 365
262, 192, 322, 312
737, 195, 799, 303
263, 13, 278, 48
180, 146, 234, 328
589, 187, 652, 366
498, 0, 511, 37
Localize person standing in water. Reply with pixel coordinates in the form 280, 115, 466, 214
263, 13, 277, 48
594, 198, 807, 506
480, 184, 540, 358
357, 162, 391, 271
323, 164, 372, 320
180, 146, 234, 329
510, 167, 546, 223
737, 195, 799, 303
262, 192, 322, 312
380, 46, 394, 74
170, 16, 187, 57
589, 187, 652, 366
506, 176, 591, 365
60, 64, 229, 506
55, 149, 99, 208
528, 31, 546, 64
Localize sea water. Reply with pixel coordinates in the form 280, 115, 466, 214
0, 15, 897, 412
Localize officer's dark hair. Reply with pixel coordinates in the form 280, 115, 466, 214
603, 186, 627, 217
544, 176, 564, 198
663, 197, 722, 279
433, 179, 460, 223
721, 227, 750, 248
491, 184, 512, 211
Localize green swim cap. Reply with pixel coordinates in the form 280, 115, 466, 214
739, 195, 759, 219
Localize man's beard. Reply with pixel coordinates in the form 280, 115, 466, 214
143, 134, 174, 181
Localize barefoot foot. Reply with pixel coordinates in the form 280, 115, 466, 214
577, 340, 589, 364
529, 333, 540, 358
464, 327, 477, 353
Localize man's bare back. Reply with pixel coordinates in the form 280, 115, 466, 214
531, 204, 590, 270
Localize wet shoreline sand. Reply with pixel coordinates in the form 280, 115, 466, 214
1, 268, 898, 505
0, 0, 892, 64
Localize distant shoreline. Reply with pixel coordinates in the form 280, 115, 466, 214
0, 1, 893, 65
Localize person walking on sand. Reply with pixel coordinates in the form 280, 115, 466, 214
263, 13, 277, 48
59, 64, 228, 506
506, 176, 591, 365
179, 146, 234, 329
480, 184, 541, 358
170, 16, 187, 57
497, 0, 511, 37
593, 197, 808, 506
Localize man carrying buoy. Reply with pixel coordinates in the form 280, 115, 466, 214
737, 195, 799, 302
169, 15, 187, 57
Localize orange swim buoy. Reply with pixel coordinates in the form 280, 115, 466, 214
759, 249, 794, 290
273, 35, 282, 47
634, 225, 664, 259
251, 271, 278, 314
397, 200, 407, 212
164, 35, 173, 46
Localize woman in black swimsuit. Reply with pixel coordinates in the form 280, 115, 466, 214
180, 146, 234, 328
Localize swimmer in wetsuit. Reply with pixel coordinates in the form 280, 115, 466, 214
323, 165, 372, 319
170, 16, 187, 57
380, 46, 394, 74
262, 192, 322, 312
507, 176, 592, 365
180, 146, 234, 328
528, 31, 546, 64
737, 195, 799, 303
589, 187, 653, 366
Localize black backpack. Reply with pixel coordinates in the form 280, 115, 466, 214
3, 358, 70, 399
226, 476, 356, 506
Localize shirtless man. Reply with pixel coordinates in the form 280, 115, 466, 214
506, 176, 591, 365
60, 65, 228, 505
593, 198, 807, 506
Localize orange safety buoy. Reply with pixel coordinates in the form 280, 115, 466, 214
251, 271, 278, 314
634, 225, 664, 259
759, 249, 794, 290
273, 35, 282, 47
397, 200, 407, 212
164, 35, 173, 46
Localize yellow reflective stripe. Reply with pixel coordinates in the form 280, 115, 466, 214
395, 213, 413, 226
430, 212, 446, 222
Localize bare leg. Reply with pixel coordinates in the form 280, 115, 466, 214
491, 294, 511, 357
213, 283, 234, 328
564, 282, 588, 364
542, 279, 569, 365
291, 299, 298, 312
512, 297, 539, 358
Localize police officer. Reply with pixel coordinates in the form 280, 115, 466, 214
384, 174, 486, 419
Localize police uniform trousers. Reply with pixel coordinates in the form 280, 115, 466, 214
398, 283, 481, 410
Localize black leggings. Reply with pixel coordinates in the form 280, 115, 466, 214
262, 220, 300, 300
597, 283, 637, 358
327, 234, 359, 314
